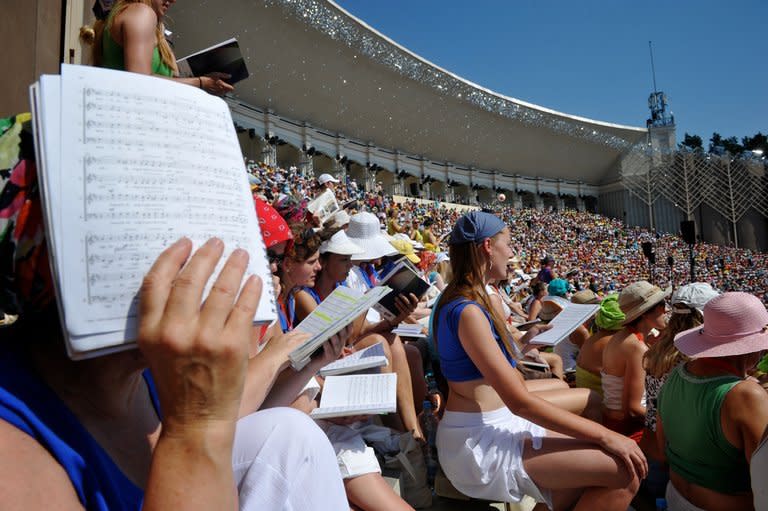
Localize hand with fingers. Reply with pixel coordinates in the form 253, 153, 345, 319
201, 73, 234, 95
600, 430, 649, 481
138, 237, 262, 436
310, 324, 355, 370
390, 293, 420, 325
138, 237, 263, 509
258, 330, 312, 372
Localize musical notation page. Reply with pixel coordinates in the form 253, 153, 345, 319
56, 65, 274, 338
310, 373, 397, 419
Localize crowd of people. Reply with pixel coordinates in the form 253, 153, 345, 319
1, 1, 767, 510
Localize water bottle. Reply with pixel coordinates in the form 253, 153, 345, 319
655, 497, 667, 511
420, 399, 439, 488
425, 372, 443, 415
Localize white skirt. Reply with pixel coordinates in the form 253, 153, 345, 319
436, 407, 552, 509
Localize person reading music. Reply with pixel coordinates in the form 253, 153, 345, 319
0, 116, 347, 510
91, 0, 234, 95
433, 210, 646, 510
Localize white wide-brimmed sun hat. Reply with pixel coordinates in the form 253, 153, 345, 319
319, 230, 364, 256
346, 212, 399, 261
674, 292, 768, 358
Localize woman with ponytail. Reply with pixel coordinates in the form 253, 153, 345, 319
434, 211, 646, 510
91, 0, 233, 95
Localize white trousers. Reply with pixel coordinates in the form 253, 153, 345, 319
233, 407, 348, 511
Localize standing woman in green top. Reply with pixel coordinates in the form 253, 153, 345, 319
91, 0, 233, 95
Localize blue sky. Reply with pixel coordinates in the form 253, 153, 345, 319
334, 0, 766, 145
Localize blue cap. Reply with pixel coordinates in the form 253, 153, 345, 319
548, 278, 569, 297
449, 211, 506, 245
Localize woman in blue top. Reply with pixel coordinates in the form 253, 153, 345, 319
434, 211, 646, 511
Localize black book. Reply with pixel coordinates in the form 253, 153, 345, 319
373, 260, 430, 322
176, 38, 249, 85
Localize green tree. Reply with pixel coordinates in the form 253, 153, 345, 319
742, 132, 768, 154
679, 133, 703, 151
721, 136, 744, 155
709, 132, 723, 153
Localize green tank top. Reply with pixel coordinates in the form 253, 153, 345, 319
657, 364, 750, 494
101, 23, 173, 77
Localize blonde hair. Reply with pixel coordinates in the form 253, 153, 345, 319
436, 260, 453, 286
435, 233, 515, 360
92, 0, 178, 74
643, 307, 702, 378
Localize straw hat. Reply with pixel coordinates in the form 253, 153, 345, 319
674, 292, 768, 358
619, 281, 671, 325
390, 239, 420, 264
319, 230, 364, 256
539, 296, 571, 321
346, 212, 399, 261
571, 289, 601, 305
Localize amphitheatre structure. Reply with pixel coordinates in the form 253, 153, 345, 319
8, 0, 767, 249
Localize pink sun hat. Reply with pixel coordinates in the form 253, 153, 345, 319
674, 292, 768, 358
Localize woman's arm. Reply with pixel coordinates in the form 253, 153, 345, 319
139, 238, 263, 510
623, 342, 648, 418
527, 299, 541, 322
117, 4, 233, 94
293, 289, 318, 325
722, 380, 768, 464
457, 305, 647, 477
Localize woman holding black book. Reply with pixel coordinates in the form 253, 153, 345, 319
90, 0, 233, 95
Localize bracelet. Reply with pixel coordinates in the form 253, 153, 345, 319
198, 76, 203, 89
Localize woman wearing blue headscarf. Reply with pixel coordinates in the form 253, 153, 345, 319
432, 211, 647, 510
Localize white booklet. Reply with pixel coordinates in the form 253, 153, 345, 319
29, 65, 276, 359
318, 341, 388, 377
528, 303, 600, 346
391, 323, 426, 338
290, 285, 392, 370
310, 373, 397, 419
307, 188, 340, 224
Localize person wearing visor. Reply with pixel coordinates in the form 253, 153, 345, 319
434, 211, 645, 511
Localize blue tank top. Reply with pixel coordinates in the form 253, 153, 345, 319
435, 298, 516, 382
0, 349, 159, 510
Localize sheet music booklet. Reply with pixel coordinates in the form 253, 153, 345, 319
29, 64, 276, 360
289, 285, 392, 370
373, 259, 431, 321
528, 303, 600, 346
318, 341, 388, 377
310, 373, 397, 419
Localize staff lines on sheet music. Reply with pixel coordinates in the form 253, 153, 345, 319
83, 102, 228, 132
84, 173, 240, 190
85, 232, 251, 246
84, 210, 249, 223
83, 156, 243, 180
85, 192, 237, 207
82, 136, 233, 159
84, 119, 231, 146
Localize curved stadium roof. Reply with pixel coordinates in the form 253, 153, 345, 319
170, 0, 648, 185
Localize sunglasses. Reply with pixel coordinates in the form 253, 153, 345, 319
267, 249, 285, 266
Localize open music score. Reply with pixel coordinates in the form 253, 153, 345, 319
30, 65, 276, 359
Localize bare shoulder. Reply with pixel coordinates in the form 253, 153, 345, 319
725, 379, 768, 412
116, 2, 158, 28
0, 419, 84, 509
